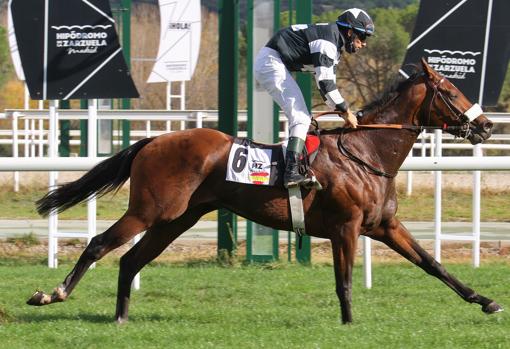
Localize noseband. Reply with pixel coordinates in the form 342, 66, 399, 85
427, 77, 484, 140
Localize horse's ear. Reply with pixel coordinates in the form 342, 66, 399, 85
421, 57, 437, 80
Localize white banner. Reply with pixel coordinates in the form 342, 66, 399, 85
147, 0, 201, 83
7, 0, 24, 81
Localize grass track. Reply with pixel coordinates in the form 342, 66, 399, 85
0, 262, 508, 348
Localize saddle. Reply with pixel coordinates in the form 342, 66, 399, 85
225, 133, 321, 187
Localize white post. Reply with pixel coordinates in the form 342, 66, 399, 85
363, 236, 372, 289
48, 100, 59, 268
88, 99, 98, 269
180, 81, 186, 130
433, 129, 442, 262
406, 150, 413, 196
180, 81, 185, 110
12, 112, 19, 192
195, 112, 203, 129
24, 119, 29, 159
38, 118, 44, 157
24, 84, 30, 109
421, 132, 427, 157
30, 118, 36, 157
24, 86, 29, 158
146, 120, 151, 138
39, 100, 44, 157
166, 82, 172, 132
472, 145, 482, 267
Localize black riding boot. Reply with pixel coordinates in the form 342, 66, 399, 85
284, 137, 310, 188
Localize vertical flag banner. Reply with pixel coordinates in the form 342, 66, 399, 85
10, 0, 139, 100
147, 0, 201, 83
401, 0, 510, 105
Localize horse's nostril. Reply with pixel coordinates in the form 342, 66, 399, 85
484, 121, 494, 132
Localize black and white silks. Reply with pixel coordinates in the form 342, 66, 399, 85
266, 23, 347, 112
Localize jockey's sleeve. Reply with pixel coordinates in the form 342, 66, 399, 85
310, 39, 346, 111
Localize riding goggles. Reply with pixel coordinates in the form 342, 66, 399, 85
353, 28, 373, 41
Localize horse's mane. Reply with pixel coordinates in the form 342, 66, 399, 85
316, 66, 423, 135
362, 66, 423, 114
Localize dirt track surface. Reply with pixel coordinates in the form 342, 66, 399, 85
1, 238, 508, 265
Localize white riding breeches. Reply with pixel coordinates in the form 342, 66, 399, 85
254, 47, 311, 141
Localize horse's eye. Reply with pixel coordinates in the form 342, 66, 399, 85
450, 94, 458, 99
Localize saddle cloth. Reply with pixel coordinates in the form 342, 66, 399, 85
225, 134, 320, 186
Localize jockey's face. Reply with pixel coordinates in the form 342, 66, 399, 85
348, 29, 367, 53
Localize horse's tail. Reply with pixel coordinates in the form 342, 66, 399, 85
36, 137, 155, 217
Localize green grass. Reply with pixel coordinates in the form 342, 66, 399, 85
1, 185, 510, 222
6, 233, 40, 246
0, 262, 508, 348
396, 188, 510, 222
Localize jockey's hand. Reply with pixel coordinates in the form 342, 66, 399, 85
342, 109, 358, 128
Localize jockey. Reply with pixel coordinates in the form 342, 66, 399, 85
254, 8, 374, 188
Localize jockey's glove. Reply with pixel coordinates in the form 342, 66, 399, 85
342, 109, 358, 129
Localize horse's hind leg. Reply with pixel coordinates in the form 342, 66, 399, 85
370, 217, 503, 314
27, 214, 148, 306
115, 204, 215, 323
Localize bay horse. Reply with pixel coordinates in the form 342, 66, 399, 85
28, 59, 502, 324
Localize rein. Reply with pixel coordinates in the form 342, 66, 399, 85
337, 128, 397, 178
313, 110, 467, 179
313, 111, 467, 132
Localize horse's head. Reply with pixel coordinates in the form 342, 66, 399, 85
420, 58, 493, 144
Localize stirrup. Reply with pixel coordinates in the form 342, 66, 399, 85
285, 175, 322, 190
284, 177, 308, 188
302, 175, 323, 191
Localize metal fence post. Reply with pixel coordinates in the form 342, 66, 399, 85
217, 0, 239, 256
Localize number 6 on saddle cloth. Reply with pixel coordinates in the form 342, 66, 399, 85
225, 135, 321, 187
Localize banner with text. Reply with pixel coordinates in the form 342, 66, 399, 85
10, 0, 139, 100
147, 0, 201, 83
401, 0, 510, 105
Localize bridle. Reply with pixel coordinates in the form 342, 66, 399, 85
426, 76, 483, 140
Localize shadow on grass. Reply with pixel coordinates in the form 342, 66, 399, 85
17, 312, 113, 324
17, 312, 171, 324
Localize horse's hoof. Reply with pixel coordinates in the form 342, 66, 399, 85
26, 291, 52, 306
115, 316, 128, 325
482, 301, 504, 314
52, 287, 67, 302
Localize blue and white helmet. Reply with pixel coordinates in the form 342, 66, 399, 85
336, 8, 375, 39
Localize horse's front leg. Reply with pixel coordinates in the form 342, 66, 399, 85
330, 219, 361, 324
370, 217, 503, 314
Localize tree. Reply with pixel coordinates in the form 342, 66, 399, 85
0, 25, 13, 88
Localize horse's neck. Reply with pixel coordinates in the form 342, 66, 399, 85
358, 98, 421, 175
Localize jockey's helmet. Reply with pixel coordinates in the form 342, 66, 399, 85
336, 8, 375, 42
